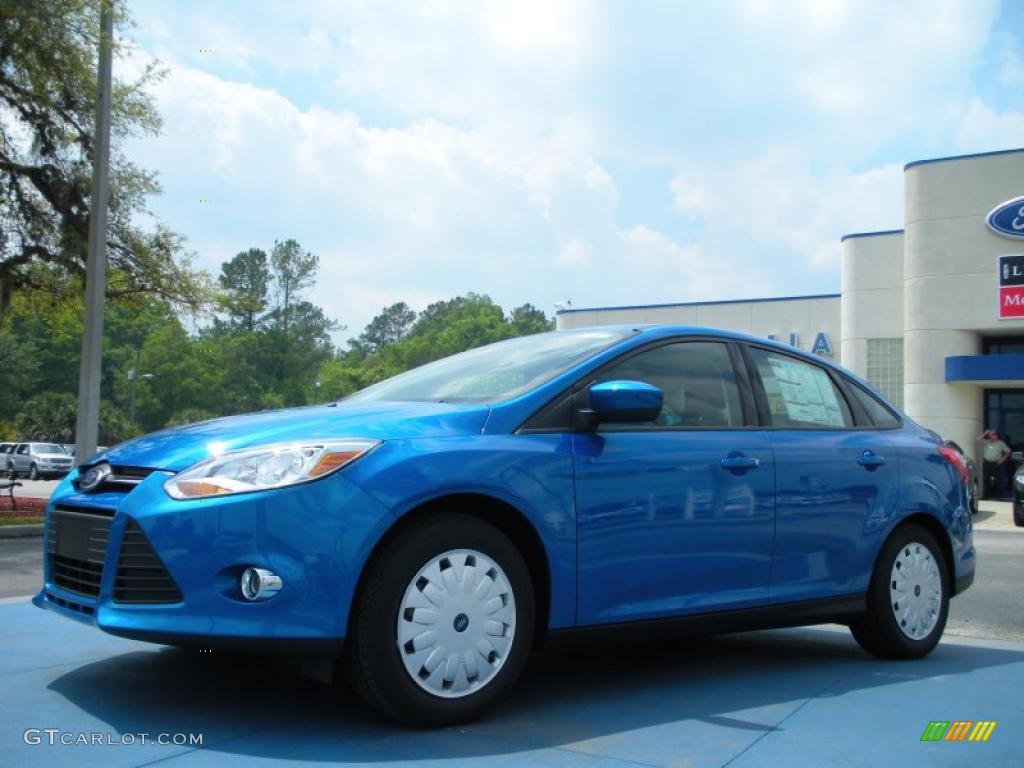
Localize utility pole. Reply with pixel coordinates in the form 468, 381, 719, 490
73, 2, 114, 466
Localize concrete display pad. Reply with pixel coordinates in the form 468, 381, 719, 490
1, 599, 1021, 767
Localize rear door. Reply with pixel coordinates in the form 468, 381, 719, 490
743, 345, 899, 603
574, 339, 775, 625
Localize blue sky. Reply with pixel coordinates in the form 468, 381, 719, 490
124, 0, 1024, 338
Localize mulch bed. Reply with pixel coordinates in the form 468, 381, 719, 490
0, 496, 46, 518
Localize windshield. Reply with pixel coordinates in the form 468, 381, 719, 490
347, 329, 632, 403
34, 444, 64, 453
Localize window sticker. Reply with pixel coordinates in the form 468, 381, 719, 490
764, 356, 845, 427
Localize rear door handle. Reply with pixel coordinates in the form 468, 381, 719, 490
720, 455, 760, 471
857, 451, 886, 468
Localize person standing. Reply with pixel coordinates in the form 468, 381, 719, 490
978, 429, 1011, 499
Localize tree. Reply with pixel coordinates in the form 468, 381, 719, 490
353, 302, 416, 353
0, 330, 41, 420
269, 239, 317, 332
14, 392, 77, 441
0, 0, 209, 311
218, 248, 269, 332
509, 302, 554, 335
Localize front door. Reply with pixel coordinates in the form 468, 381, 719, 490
574, 340, 775, 626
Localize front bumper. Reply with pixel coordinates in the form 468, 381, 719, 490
34, 469, 394, 654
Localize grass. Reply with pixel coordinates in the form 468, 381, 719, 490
0, 516, 43, 526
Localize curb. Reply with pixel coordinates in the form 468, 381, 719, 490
0, 523, 43, 539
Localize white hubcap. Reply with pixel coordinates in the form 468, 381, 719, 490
890, 541, 942, 640
397, 549, 516, 698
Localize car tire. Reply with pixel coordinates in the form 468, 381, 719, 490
345, 512, 535, 726
28, 464, 39, 481
1013, 497, 1024, 527
849, 523, 949, 660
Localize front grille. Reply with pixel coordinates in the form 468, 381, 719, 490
73, 465, 157, 493
47, 506, 114, 598
113, 520, 182, 604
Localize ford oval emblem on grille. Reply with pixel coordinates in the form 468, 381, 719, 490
79, 462, 111, 492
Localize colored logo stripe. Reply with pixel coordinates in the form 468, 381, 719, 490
920, 721, 996, 742
944, 721, 973, 741
969, 722, 997, 742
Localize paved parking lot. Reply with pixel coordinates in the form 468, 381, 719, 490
1, 598, 1021, 767
2, 502, 1021, 766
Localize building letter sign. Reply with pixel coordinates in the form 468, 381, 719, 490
811, 332, 833, 356
998, 254, 1024, 319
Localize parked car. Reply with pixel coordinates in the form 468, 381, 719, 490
1013, 464, 1024, 527
8, 442, 74, 480
943, 440, 979, 515
34, 327, 975, 725
0, 442, 15, 464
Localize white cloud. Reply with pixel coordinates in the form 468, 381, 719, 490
121, 0, 1018, 334
669, 178, 706, 215
670, 156, 904, 270
555, 238, 590, 266
954, 99, 1024, 154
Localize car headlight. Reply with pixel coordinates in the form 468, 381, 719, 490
164, 439, 380, 499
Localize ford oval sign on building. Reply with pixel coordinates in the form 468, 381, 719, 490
987, 196, 1024, 239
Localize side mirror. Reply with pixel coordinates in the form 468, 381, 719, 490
586, 380, 663, 424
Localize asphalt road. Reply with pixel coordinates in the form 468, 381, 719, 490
6, 478, 60, 499
2, 513, 1021, 640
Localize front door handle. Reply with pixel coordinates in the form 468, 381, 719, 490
720, 454, 760, 471
857, 451, 886, 469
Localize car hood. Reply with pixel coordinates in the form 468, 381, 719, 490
36, 452, 72, 460
93, 400, 491, 472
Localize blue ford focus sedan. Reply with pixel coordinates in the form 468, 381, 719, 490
36, 326, 975, 725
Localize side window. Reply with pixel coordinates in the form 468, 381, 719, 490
595, 341, 744, 428
749, 348, 852, 428
847, 381, 901, 428
17, 444, 28, 455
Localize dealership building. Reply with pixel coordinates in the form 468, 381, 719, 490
556, 147, 1024, 466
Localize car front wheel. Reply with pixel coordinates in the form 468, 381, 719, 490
346, 512, 535, 726
1013, 495, 1024, 527
849, 523, 949, 659
28, 464, 39, 481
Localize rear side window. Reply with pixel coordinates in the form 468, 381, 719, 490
750, 348, 852, 428
847, 381, 901, 428
595, 341, 744, 428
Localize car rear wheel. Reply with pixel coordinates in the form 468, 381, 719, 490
1013, 496, 1024, 527
849, 523, 949, 659
345, 513, 534, 726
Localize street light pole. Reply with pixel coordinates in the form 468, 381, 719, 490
73, 1, 114, 466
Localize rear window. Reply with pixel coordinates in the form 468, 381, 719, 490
847, 382, 901, 428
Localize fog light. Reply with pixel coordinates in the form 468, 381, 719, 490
240, 567, 282, 601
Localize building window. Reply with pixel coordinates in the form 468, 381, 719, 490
866, 338, 904, 409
